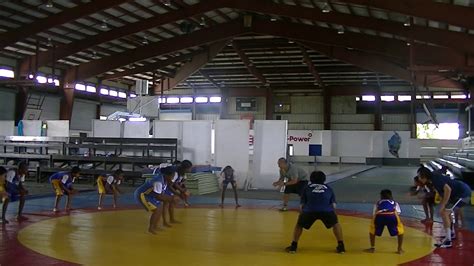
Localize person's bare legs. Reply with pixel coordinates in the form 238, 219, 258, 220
428, 202, 434, 221
149, 205, 163, 234
231, 182, 240, 207
65, 194, 72, 211
53, 195, 61, 212
292, 224, 303, 242
220, 183, 227, 207
17, 195, 25, 218
282, 193, 289, 208
332, 223, 343, 241
162, 202, 171, 227
1, 198, 9, 223
364, 233, 376, 253
98, 194, 104, 210
113, 191, 118, 208
169, 199, 180, 224
397, 234, 404, 254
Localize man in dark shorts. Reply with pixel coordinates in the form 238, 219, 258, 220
272, 158, 308, 211
418, 166, 472, 248
285, 171, 345, 254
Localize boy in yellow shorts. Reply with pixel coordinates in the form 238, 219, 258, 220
97, 169, 124, 210
49, 167, 81, 212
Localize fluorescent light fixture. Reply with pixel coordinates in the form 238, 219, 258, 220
54, 79, 60, 86
381, 95, 395, 102
47, 78, 53, 83
417, 95, 431, 99
99, 116, 107, 120
167, 97, 179, 104
180, 97, 193, 103
100, 88, 109, 95
129, 117, 147, 122
451, 94, 467, 99
355, 97, 360, 101
118, 118, 126, 122
130, 93, 137, 98
209, 96, 222, 103
86, 85, 96, 93
28, 74, 34, 79
75, 83, 86, 91
158, 97, 166, 103
195, 96, 208, 103
0, 69, 14, 78
118, 92, 127, 98
398, 95, 411, 101
109, 90, 118, 97
433, 94, 449, 99
362, 95, 376, 102
36, 76, 47, 84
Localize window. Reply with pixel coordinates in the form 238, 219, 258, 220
209, 96, 222, 103
381, 95, 395, 102
180, 97, 193, 103
118, 92, 127, 98
99, 116, 107, 120
109, 90, 118, 97
167, 97, 179, 104
100, 88, 109, 95
433, 94, 448, 99
195, 96, 208, 103
86, 85, 96, 93
398, 95, 411, 102
0, 69, 14, 78
36, 76, 47, 84
416, 123, 459, 140
130, 93, 137, 98
75, 83, 86, 91
355, 97, 360, 102
158, 97, 166, 103
362, 95, 376, 101
451, 94, 467, 99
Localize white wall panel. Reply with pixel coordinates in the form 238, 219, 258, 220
0, 121, 14, 136
46, 120, 69, 137
123, 121, 149, 138
92, 120, 121, 137
182, 121, 212, 165
215, 120, 250, 185
153, 120, 183, 160
252, 120, 287, 189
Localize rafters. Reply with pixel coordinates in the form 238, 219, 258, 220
232, 41, 268, 85
299, 45, 324, 87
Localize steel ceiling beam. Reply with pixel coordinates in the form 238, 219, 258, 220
299, 45, 324, 86
63, 21, 246, 87
228, 0, 474, 54
18, 0, 221, 75
160, 40, 229, 91
301, 41, 461, 88
232, 41, 268, 85
333, 0, 474, 30
0, 0, 131, 49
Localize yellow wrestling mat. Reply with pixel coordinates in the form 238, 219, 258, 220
18, 208, 434, 265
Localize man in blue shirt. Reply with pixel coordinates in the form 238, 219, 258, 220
418, 166, 472, 248
285, 171, 345, 254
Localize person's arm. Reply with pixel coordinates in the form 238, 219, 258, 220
152, 182, 173, 202
284, 167, 299, 186
330, 189, 337, 209
439, 184, 452, 211
395, 202, 401, 215
272, 171, 285, 187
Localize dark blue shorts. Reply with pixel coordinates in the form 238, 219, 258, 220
371, 214, 404, 236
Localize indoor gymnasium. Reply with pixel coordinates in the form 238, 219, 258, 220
0, 1, 473, 265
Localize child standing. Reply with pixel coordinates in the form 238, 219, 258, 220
173, 160, 193, 207
285, 171, 345, 254
5, 162, 29, 220
0, 166, 9, 224
134, 166, 175, 234
97, 169, 124, 210
411, 176, 435, 223
219, 166, 240, 208
49, 167, 81, 212
366, 189, 404, 254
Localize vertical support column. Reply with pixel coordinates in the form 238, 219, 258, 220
410, 86, 417, 138
323, 87, 331, 130
374, 87, 382, 130
59, 85, 75, 120
265, 86, 273, 120
15, 87, 28, 125
220, 88, 229, 119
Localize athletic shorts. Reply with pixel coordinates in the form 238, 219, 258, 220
297, 211, 338, 229
446, 196, 471, 209
223, 180, 236, 187
134, 190, 160, 212
51, 180, 71, 196
370, 214, 404, 237
284, 180, 308, 195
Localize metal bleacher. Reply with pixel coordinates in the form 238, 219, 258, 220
429, 148, 474, 188
0, 136, 178, 186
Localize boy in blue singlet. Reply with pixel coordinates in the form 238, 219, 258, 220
6, 162, 29, 220
365, 189, 404, 254
135, 166, 175, 234
49, 167, 81, 212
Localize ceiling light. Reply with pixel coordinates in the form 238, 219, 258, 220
337, 27, 345, 34
406, 42, 411, 46
46, 37, 53, 47
288, 40, 294, 44
270, 17, 277, 21
403, 17, 411, 27
92, 51, 99, 59
162, 0, 171, 7
321, 2, 331, 13
101, 19, 108, 29
199, 17, 206, 26
141, 36, 149, 45
45, 0, 53, 8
